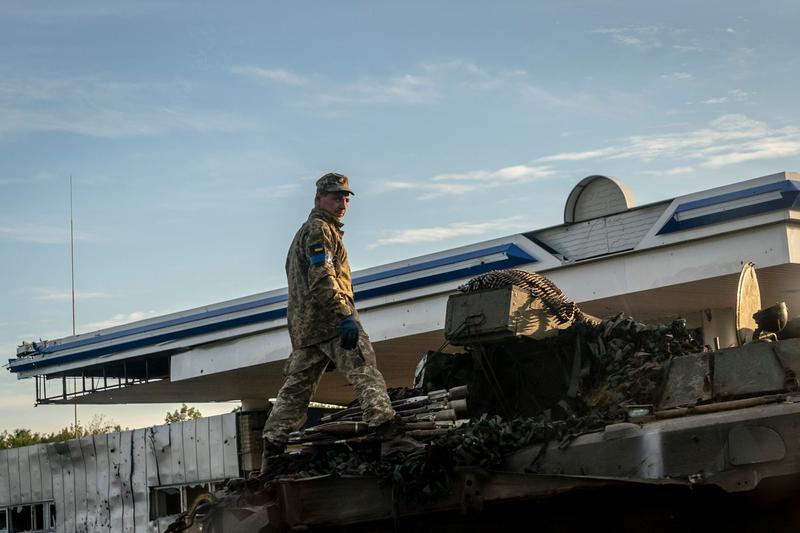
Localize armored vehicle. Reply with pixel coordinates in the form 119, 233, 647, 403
173, 264, 800, 532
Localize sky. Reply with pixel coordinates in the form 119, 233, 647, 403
1, 0, 799, 433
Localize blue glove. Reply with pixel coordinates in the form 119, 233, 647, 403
339, 315, 359, 350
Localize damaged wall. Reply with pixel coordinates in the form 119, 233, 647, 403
0, 413, 239, 533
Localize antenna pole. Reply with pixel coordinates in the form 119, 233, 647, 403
70, 176, 77, 433
70, 175, 76, 336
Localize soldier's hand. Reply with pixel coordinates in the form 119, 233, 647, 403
339, 315, 359, 350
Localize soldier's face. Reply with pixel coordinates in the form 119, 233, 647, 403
317, 192, 350, 219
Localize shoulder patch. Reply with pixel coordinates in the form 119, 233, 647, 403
308, 242, 331, 266
309, 253, 331, 266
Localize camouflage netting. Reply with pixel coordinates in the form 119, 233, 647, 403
257, 313, 704, 499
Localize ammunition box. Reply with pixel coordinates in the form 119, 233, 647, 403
444, 285, 569, 345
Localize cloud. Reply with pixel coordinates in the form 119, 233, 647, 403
251, 183, 302, 199
381, 164, 555, 200
316, 74, 439, 106
0, 77, 258, 138
728, 47, 756, 69
370, 216, 530, 248
701, 89, 749, 105
534, 114, 800, 169
0, 171, 59, 186
231, 61, 573, 110
421, 60, 486, 75
729, 89, 749, 100
642, 166, 695, 176
661, 72, 693, 81
592, 26, 664, 49
537, 148, 618, 163
432, 164, 554, 183
80, 310, 160, 332
228, 66, 308, 86
594, 25, 708, 55
32, 289, 112, 302
0, 223, 95, 244
232, 64, 441, 107
673, 44, 704, 52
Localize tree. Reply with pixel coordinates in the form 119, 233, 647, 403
0, 414, 127, 450
164, 404, 202, 424
0, 428, 43, 449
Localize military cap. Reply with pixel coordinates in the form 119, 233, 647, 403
316, 172, 355, 195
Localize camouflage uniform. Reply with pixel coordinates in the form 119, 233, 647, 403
262, 174, 396, 447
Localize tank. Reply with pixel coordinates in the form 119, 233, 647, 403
171, 265, 800, 533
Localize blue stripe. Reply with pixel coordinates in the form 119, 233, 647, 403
355, 243, 513, 285
9, 243, 536, 372
309, 253, 328, 265
657, 180, 800, 236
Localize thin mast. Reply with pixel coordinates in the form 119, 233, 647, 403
70, 175, 76, 336
70, 175, 77, 432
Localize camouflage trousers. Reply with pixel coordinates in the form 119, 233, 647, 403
262, 332, 396, 446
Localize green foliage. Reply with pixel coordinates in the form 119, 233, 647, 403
0, 405, 206, 450
0, 414, 127, 450
164, 404, 202, 424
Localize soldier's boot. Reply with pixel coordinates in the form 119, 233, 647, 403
259, 439, 286, 476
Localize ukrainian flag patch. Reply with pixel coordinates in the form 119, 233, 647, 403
308, 242, 330, 265
309, 253, 330, 265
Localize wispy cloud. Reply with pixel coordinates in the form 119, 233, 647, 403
231, 65, 439, 106
230, 61, 575, 110
381, 164, 555, 200
537, 148, 618, 163
642, 166, 695, 176
673, 44, 704, 53
369, 216, 529, 248
661, 72, 693, 81
432, 165, 554, 183
228, 66, 308, 86
251, 183, 302, 199
421, 60, 486, 75
0, 77, 258, 138
592, 26, 664, 49
32, 289, 112, 302
0, 223, 94, 244
318, 75, 439, 106
81, 310, 160, 332
728, 47, 756, 70
0, 171, 59, 187
700, 88, 749, 105
534, 114, 800, 169
593, 25, 708, 56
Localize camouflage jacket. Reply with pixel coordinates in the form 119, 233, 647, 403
286, 208, 357, 348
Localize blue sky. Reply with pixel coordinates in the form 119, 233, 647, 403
1, 0, 799, 432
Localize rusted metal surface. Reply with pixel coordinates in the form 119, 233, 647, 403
272, 470, 623, 529
714, 342, 787, 398
658, 352, 711, 409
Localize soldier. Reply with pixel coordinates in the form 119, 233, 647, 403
260, 172, 397, 473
